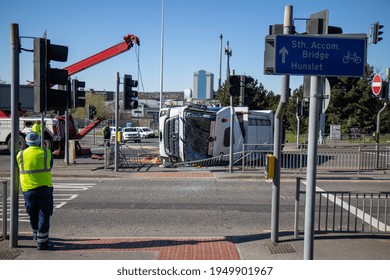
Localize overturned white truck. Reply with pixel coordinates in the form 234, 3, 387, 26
159, 105, 274, 164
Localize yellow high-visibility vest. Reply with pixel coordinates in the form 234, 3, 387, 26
17, 146, 52, 192
32, 123, 42, 136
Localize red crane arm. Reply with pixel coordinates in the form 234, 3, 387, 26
0, 34, 140, 119
63, 34, 140, 76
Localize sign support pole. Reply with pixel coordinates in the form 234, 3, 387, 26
375, 68, 389, 168
375, 106, 388, 168
303, 76, 322, 260
271, 5, 292, 243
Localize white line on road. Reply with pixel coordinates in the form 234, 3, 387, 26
302, 181, 389, 231
0, 183, 95, 223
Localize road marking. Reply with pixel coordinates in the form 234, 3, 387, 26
315, 186, 389, 231
0, 182, 95, 223
302, 181, 389, 231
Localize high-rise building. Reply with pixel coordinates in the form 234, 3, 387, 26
184, 88, 193, 102
193, 70, 214, 99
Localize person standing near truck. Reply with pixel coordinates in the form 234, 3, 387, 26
17, 132, 54, 250
31, 120, 42, 136
102, 123, 111, 147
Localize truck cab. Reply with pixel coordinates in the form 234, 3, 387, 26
159, 105, 274, 164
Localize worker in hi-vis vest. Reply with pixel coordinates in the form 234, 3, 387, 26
17, 132, 54, 250
31, 120, 42, 136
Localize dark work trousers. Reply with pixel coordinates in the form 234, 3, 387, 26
23, 186, 54, 245
104, 138, 111, 147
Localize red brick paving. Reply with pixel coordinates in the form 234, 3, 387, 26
52, 237, 240, 260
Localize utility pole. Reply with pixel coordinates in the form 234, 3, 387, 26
225, 41, 232, 80
219, 34, 223, 90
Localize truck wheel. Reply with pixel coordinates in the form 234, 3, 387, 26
7, 134, 27, 152
43, 139, 52, 150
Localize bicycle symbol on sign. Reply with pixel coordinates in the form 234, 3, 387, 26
342, 52, 361, 64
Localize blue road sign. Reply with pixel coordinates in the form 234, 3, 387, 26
274, 34, 367, 77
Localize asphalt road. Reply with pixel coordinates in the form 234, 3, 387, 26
1, 136, 389, 241
5, 174, 388, 241
16, 177, 275, 238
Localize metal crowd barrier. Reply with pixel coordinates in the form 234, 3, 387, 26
294, 177, 390, 237
119, 145, 142, 166
104, 145, 143, 169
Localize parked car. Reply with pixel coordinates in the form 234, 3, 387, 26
122, 127, 141, 143
136, 127, 154, 138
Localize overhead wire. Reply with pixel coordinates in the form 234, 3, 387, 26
134, 45, 145, 93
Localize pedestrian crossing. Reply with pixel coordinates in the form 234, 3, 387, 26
0, 182, 95, 223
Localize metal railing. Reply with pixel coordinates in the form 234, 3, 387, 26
294, 177, 390, 237
164, 144, 389, 172
1, 180, 7, 240
240, 144, 390, 172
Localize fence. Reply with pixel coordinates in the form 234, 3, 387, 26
104, 144, 142, 169
102, 142, 390, 172
294, 177, 390, 237
296, 133, 390, 145
241, 144, 390, 173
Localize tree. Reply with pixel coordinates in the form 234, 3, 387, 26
215, 81, 238, 106
326, 65, 389, 134
284, 86, 308, 134
71, 92, 110, 119
215, 79, 279, 110
216, 65, 390, 136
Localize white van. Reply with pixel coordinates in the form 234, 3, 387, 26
136, 127, 154, 138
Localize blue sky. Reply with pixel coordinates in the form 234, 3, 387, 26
1, 0, 390, 95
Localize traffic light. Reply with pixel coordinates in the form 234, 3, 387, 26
380, 82, 389, 100
33, 38, 46, 112
301, 100, 310, 117
71, 79, 86, 108
242, 76, 255, 106
373, 21, 384, 44
306, 10, 343, 35
243, 76, 254, 93
123, 74, 138, 110
228, 75, 240, 96
33, 37, 69, 112
88, 104, 97, 119
296, 100, 302, 115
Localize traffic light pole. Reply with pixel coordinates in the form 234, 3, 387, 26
270, 5, 292, 244
10, 23, 20, 248
229, 94, 234, 173
115, 72, 120, 172
65, 103, 69, 165
375, 68, 389, 168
